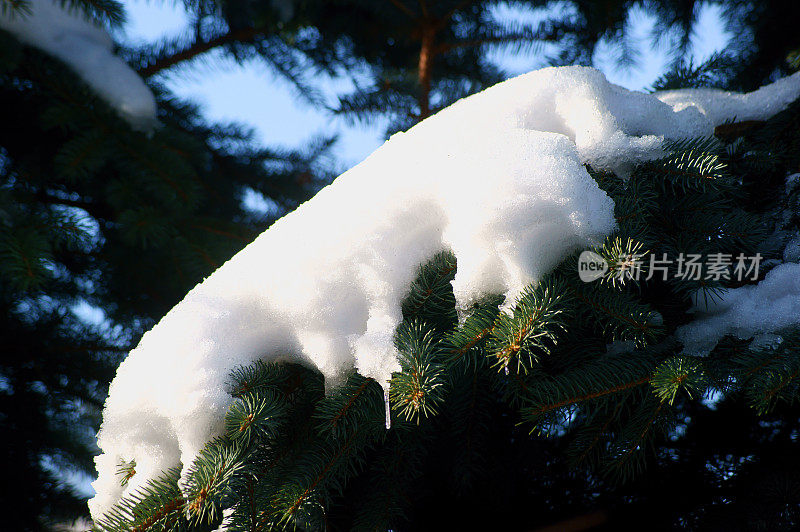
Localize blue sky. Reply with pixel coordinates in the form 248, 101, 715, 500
117, 1, 731, 168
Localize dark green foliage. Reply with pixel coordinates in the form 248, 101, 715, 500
651, 53, 740, 91
183, 440, 247, 527
0, 1, 333, 528
313, 373, 384, 440
719, 0, 800, 89
128, 0, 800, 138
93, 92, 800, 529
400, 250, 457, 332
441, 297, 501, 370
390, 321, 447, 422
730, 329, 800, 415
651, 355, 705, 405
485, 280, 570, 373
94, 468, 190, 532
225, 392, 288, 446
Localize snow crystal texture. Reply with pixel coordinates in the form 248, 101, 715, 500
0, 0, 156, 126
89, 66, 800, 519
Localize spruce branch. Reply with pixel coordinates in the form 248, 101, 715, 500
651, 356, 706, 405
487, 279, 571, 373
314, 374, 384, 439
602, 396, 668, 482
390, 321, 447, 423
116, 459, 136, 488
401, 250, 457, 332
94, 467, 187, 532
567, 279, 660, 347
136, 27, 264, 78
183, 440, 246, 526
225, 391, 289, 447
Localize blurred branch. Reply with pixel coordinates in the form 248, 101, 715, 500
388, 0, 416, 18
137, 27, 264, 78
532, 511, 608, 531
418, 22, 435, 119
714, 120, 765, 140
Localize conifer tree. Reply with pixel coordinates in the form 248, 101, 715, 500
0, 1, 333, 528
309, 0, 800, 131
4, 0, 800, 530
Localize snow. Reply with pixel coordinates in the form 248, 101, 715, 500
749, 333, 784, 352
88, 66, 800, 520
784, 234, 800, 263
656, 72, 800, 126
52, 518, 92, 532
677, 263, 800, 355
0, 0, 156, 127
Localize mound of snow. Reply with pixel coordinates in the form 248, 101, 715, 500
89, 66, 800, 519
677, 262, 800, 355
0, 0, 156, 127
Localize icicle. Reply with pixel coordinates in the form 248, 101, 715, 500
384, 387, 391, 430
504, 365, 509, 375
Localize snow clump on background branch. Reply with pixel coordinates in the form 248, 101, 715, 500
0, 0, 157, 127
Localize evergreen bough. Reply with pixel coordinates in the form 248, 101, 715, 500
93, 94, 800, 532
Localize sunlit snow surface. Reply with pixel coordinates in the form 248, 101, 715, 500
89, 66, 800, 519
0, 0, 156, 126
